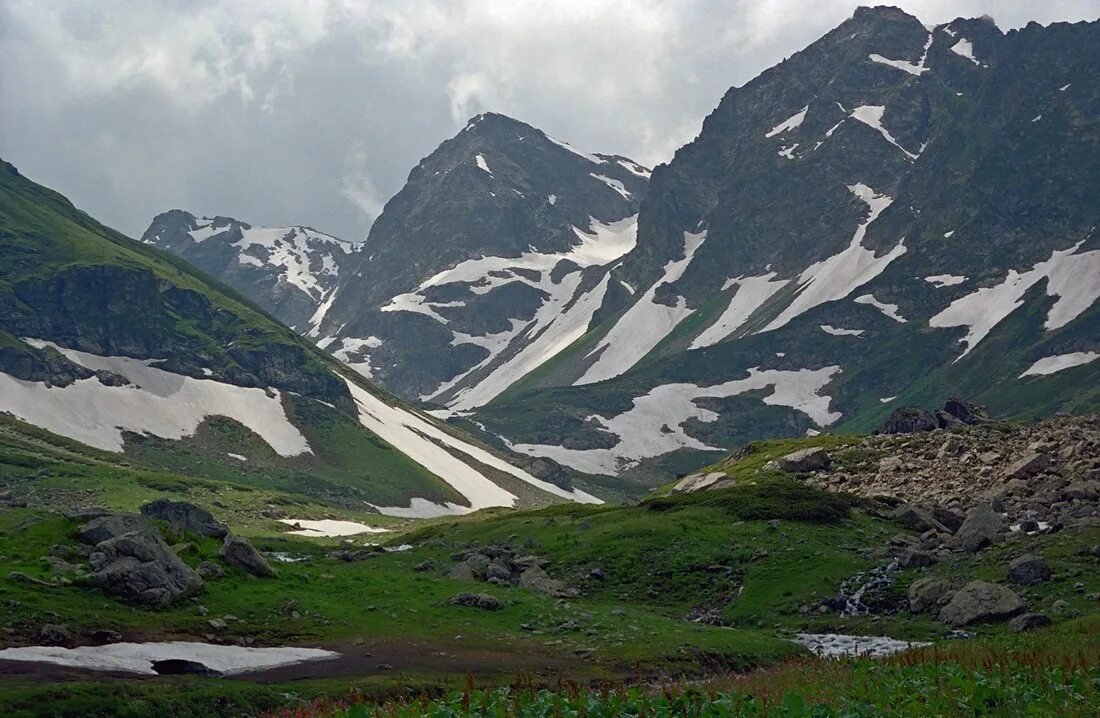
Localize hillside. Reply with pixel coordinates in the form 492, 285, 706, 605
0, 159, 600, 516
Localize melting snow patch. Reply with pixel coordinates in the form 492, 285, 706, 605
929, 241, 1100, 359
950, 38, 981, 65
943, 230, 955, 239
515, 367, 841, 476
761, 184, 905, 332
850, 106, 918, 160
692, 273, 787, 349
794, 634, 928, 658
1019, 352, 1100, 378
227, 453, 247, 461
345, 380, 601, 507
867, 33, 932, 76
589, 173, 632, 200
278, 519, 390, 537
619, 279, 636, 295
924, 274, 967, 288
6, 340, 311, 457
777, 144, 799, 160
820, 325, 864, 337
765, 106, 809, 138
546, 135, 602, 164
475, 154, 492, 174
547, 194, 557, 205
1059, 83, 1071, 92
617, 159, 652, 178
880, 396, 897, 403
0, 642, 339, 676
1032, 115, 1042, 123
370, 498, 473, 519
577, 229, 708, 384
854, 294, 906, 323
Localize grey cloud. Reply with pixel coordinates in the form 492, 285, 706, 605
2, 0, 1096, 240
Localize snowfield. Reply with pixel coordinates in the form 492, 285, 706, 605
1019, 351, 1099, 378
2, 340, 311, 456
576, 229, 708, 385
761, 184, 905, 332
514, 366, 841, 475
691, 273, 787, 349
0, 642, 339, 676
930, 241, 1100, 359
277, 519, 390, 537
344, 380, 602, 512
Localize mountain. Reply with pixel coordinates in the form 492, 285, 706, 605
469, 8, 1100, 484
0, 159, 601, 516
312, 112, 650, 408
141, 210, 362, 332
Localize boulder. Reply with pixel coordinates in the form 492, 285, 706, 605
942, 398, 990, 425
908, 577, 952, 613
518, 565, 570, 597
88, 530, 204, 606
1005, 452, 1050, 480
38, 624, 72, 646
899, 549, 935, 569
449, 592, 502, 610
152, 659, 220, 676
952, 504, 1001, 552
671, 472, 731, 493
935, 410, 964, 430
1063, 481, 1100, 501
879, 407, 938, 435
776, 448, 831, 473
196, 561, 227, 580
930, 506, 965, 534
939, 581, 1024, 626
891, 505, 949, 534
140, 499, 228, 538
219, 535, 277, 577
1008, 612, 1052, 633
1007, 555, 1052, 585
447, 562, 475, 581
75, 514, 152, 545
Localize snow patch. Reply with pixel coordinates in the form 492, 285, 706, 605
777, 144, 799, 160
515, 367, 841, 476
880, 396, 897, 403
795, 634, 928, 658
278, 519, 390, 537
616, 159, 652, 179
0, 642, 339, 676
950, 38, 981, 65
344, 380, 601, 508
854, 294, 906, 323
576, 229, 708, 384
850, 106, 918, 160
925, 274, 967, 288
930, 241, 1100, 359
765, 106, 809, 138
820, 325, 864, 337
6, 340, 310, 457
868, 32, 933, 76
589, 173, 632, 200
1019, 351, 1099, 378
691, 273, 787, 349
369, 498, 472, 519
547, 194, 557, 205
761, 184, 905, 332
227, 453, 247, 461
475, 153, 492, 174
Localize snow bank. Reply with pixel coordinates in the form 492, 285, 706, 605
765, 106, 809, 138
0, 642, 339, 676
691, 273, 787, 349
4, 340, 310, 457
868, 32, 932, 76
854, 294, 906, 323
761, 184, 905, 332
820, 325, 864, 337
850, 106, 917, 160
1019, 351, 1099, 378
576, 229, 708, 385
278, 519, 390, 537
950, 38, 980, 65
369, 498, 473, 519
475, 153, 492, 174
924, 274, 967, 288
930, 241, 1100, 359
345, 380, 602, 509
589, 173, 632, 200
514, 367, 841, 475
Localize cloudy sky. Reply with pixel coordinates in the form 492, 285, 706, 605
2, 1, 1097, 240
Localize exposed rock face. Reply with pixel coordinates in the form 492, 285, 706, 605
776, 448, 832, 473
140, 499, 228, 538
892, 504, 949, 533
939, 581, 1025, 626
76, 514, 203, 606
219, 535, 277, 578
1007, 554, 1052, 585
1005, 452, 1051, 480
672, 472, 732, 493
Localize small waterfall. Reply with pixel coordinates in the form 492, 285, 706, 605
839, 560, 900, 615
